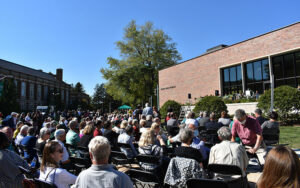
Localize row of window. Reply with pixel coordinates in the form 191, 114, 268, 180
222, 50, 300, 95
19, 81, 68, 102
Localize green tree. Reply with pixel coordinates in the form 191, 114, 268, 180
101, 20, 181, 105
193, 96, 227, 118
73, 82, 85, 93
258, 85, 300, 124
92, 83, 121, 113
0, 78, 19, 116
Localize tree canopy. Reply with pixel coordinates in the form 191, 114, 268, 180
0, 78, 19, 116
101, 20, 181, 105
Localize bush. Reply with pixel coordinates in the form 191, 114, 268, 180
258, 85, 300, 124
160, 100, 182, 119
193, 95, 227, 118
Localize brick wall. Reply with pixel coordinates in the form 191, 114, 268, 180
159, 22, 300, 107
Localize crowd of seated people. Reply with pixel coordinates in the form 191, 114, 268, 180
0, 106, 298, 188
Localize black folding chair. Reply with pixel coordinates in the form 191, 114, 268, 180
34, 178, 57, 188
136, 154, 160, 166
69, 156, 91, 175
18, 166, 36, 179
187, 178, 229, 188
126, 168, 161, 188
110, 150, 133, 167
208, 164, 249, 188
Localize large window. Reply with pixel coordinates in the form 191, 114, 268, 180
21, 82, 26, 97
37, 85, 41, 101
222, 64, 242, 95
245, 59, 269, 93
272, 51, 300, 88
29, 83, 34, 99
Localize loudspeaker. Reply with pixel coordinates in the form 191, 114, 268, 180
215, 90, 219, 96
188, 93, 191, 99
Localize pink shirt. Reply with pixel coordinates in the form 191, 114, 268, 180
231, 116, 262, 146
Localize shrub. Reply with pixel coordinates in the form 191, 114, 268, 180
193, 95, 227, 118
258, 85, 300, 124
160, 100, 182, 119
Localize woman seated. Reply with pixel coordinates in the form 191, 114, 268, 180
15, 125, 29, 146
0, 132, 30, 187
138, 130, 166, 171
261, 111, 280, 135
39, 141, 77, 188
139, 120, 148, 134
173, 128, 203, 165
36, 127, 51, 157
79, 125, 94, 148
257, 145, 300, 188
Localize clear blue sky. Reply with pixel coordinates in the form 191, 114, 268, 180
0, 0, 299, 96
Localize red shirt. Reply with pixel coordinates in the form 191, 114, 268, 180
93, 128, 102, 137
231, 116, 262, 146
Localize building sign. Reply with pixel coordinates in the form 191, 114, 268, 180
161, 86, 176, 90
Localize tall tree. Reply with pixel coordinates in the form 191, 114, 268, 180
92, 83, 121, 112
73, 82, 85, 93
101, 20, 181, 105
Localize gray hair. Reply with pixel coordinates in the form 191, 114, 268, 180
39, 127, 50, 139
68, 120, 77, 129
217, 126, 232, 141
54, 129, 65, 140
20, 125, 29, 134
235, 109, 246, 119
179, 128, 194, 144
88, 136, 111, 163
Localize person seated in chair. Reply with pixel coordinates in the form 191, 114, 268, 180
261, 111, 279, 135
118, 126, 138, 159
209, 126, 248, 177
204, 113, 222, 131
174, 128, 203, 165
21, 127, 39, 167
39, 141, 77, 188
73, 136, 133, 188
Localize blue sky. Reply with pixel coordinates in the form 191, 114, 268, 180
0, 0, 299, 95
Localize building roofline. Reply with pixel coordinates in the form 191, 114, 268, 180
159, 21, 300, 72
0, 58, 71, 86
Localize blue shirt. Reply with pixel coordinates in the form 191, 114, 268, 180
20, 135, 37, 159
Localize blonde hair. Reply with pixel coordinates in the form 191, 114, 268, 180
138, 130, 155, 147
83, 125, 94, 135
120, 120, 128, 129
140, 120, 147, 128
150, 123, 160, 131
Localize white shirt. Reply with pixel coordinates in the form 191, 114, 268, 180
15, 133, 25, 146
209, 140, 248, 176
39, 167, 77, 188
55, 139, 69, 162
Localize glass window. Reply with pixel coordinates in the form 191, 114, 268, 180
21, 82, 26, 97
66, 90, 69, 104
275, 79, 285, 87
44, 86, 48, 100
284, 53, 295, 78
253, 61, 262, 81
237, 65, 242, 83
30, 83, 34, 99
272, 56, 284, 79
61, 90, 64, 101
262, 59, 270, 80
246, 63, 254, 83
230, 67, 236, 83
295, 52, 300, 76
223, 69, 230, 87
285, 78, 296, 88
37, 85, 41, 100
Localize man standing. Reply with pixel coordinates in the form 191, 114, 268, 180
142, 103, 153, 116
73, 136, 133, 188
231, 109, 267, 165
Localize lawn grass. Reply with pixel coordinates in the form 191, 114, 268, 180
279, 126, 300, 149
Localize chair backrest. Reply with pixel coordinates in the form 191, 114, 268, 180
34, 178, 58, 188
70, 156, 91, 167
263, 133, 279, 145
208, 164, 243, 176
110, 150, 127, 159
126, 169, 160, 184
117, 143, 132, 149
136, 154, 160, 165
77, 146, 89, 152
186, 178, 229, 188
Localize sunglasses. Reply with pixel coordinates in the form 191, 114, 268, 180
56, 148, 63, 153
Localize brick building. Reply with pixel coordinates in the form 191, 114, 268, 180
0, 59, 71, 111
159, 22, 300, 107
